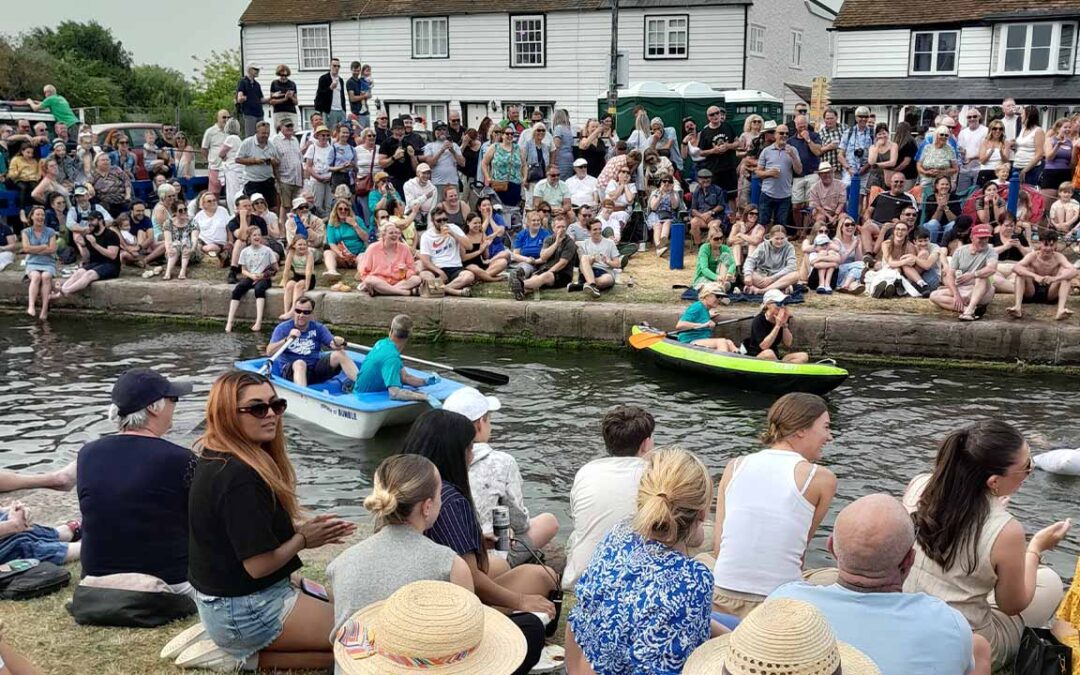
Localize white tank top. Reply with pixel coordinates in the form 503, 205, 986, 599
1013, 128, 1038, 168
713, 449, 817, 596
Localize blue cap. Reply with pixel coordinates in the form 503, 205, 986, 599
111, 368, 193, 416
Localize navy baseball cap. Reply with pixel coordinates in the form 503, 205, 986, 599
111, 368, 193, 416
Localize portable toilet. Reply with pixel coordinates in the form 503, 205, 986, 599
597, 81, 681, 139
719, 89, 784, 131
669, 81, 725, 139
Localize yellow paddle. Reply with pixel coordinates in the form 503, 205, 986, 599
628, 316, 755, 350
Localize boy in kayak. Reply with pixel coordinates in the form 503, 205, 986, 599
741, 289, 809, 363
674, 282, 738, 352
266, 295, 359, 389
356, 314, 438, 404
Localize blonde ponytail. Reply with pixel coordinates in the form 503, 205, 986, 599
364, 455, 440, 531
632, 447, 712, 547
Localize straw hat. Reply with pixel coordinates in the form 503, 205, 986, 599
698, 282, 727, 300
334, 580, 526, 675
683, 599, 880, 675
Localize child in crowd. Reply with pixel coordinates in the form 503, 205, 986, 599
224, 231, 278, 333
0, 501, 80, 566
162, 202, 194, 281
1050, 182, 1080, 241
279, 237, 315, 320
727, 205, 764, 270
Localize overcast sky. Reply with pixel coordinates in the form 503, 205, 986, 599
6, 0, 250, 77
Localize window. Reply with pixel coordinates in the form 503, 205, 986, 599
297, 24, 331, 71
909, 30, 958, 74
994, 22, 1076, 75
749, 24, 766, 57
412, 17, 449, 59
511, 15, 546, 67
790, 29, 803, 68
644, 15, 688, 59
412, 103, 448, 126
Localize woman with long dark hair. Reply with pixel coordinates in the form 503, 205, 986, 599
1013, 105, 1045, 187
904, 419, 1069, 671
401, 410, 558, 675
892, 121, 919, 190
184, 371, 356, 671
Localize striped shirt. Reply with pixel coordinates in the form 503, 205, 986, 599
425, 482, 483, 558
818, 124, 845, 169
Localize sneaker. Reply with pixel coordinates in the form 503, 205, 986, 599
508, 267, 525, 301
584, 282, 601, 298
918, 283, 932, 298
793, 282, 808, 295
206, 251, 218, 258
816, 285, 828, 295
974, 304, 988, 318
871, 279, 889, 299
884, 282, 897, 298
656, 246, 669, 257
566, 282, 584, 293
895, 284, 907, 297
226, 270, 238, 284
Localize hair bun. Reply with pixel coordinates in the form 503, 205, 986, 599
363, 488, 398, 516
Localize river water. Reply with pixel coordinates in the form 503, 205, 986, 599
3, 313, 1079, 573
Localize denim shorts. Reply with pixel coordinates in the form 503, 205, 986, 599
195, 578, 299, 661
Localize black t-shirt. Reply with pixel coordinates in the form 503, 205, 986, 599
540, 234, 578, 277
227, 214, 269, 240
870, 191, 916, 224
379, 137, 415, 184
897, 140, 919, 180
87, 226, 121, 266
270, 79, 298, 114
742, 312, 779, 357
78, 435, 195, 584
447, 126, 465, 145
188, 450, 302, 597
699, 122, 738, 174
991, 231, 1030, 262
130, 214, 153, 237
402, 132, 425, 157
577, 139, 609, 178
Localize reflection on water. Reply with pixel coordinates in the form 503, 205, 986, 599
2, 314, 1079, 573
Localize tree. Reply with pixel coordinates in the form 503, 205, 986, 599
192, 49, 240, 118
129, 65, 192, 109
22, 21, 132, 83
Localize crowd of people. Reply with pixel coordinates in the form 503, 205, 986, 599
4, 353, 1080, 674
5, 79, 1079, 330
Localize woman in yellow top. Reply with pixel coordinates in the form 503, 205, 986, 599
8, 145, 42, 209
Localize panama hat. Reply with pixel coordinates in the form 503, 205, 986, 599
698, 281, 727, 300
334, 581, 525, 675
683, 599, 880, 675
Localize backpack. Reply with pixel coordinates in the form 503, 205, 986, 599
0, 559, 71, 600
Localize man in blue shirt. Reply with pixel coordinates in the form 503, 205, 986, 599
235, 63, 268, 138
788, 115, 823, 232
770, 494, 985, 675
689, 169, 727, 245
356, 314, 437, 403
267, 295, 358, 389
756, 125, 802, 229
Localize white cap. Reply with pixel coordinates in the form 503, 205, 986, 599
443, 387, 502, 422
813, 233, 831, 246
573, 158, 588, 167
250, 192, 266, 203
416, 162, 431, 174
816, 161, 832, 173
246, 62, 260, 71
292, 196, 308, 209
762, 289, 790, 307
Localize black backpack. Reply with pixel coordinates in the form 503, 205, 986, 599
0, 559, 71, 600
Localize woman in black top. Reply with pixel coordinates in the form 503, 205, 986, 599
741, 294, 809, 364
892, 122, 919, 190
577, 119, 612, 178
188, 370, 354, 670
52, 211, 120, 300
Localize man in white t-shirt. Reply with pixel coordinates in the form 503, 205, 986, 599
201, 109, 231, 198
562, 405, 655, 589
417, 206, 475, 297
956, 110, 988, 194
566, 158, 600, 208
570, 219, 621, 298
303, 125, 334, 215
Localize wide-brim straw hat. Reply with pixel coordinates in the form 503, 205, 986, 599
683, 599, 880, 675
334, 580, 526, 675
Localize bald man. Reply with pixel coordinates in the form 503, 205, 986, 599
770, 494, 990, 675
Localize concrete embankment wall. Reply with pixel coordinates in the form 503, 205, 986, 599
3, 275, 1079, 366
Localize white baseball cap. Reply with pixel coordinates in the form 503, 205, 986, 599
443, 387, 502, 422
573, 158, 588, 167
762, 289, 790, 307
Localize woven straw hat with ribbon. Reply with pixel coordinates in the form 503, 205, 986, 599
683, 598, 881, 675
334, 580, 527, 675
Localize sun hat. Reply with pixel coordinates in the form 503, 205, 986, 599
683, 599, 880, 675
971, 223, 993, 238
699, 281, 727, 300
246, 62, 259, 71
73, 185, 89, 196
813, 233, 831, 246
443, 386, 502, 422
292, 197, 308, 210
390, 117, 405, 129
762, 120, 778, 132
762, 288, 790, 307
334, 580, 526, 675
373, 171, 389, 183
315, 125, 331, 136
573, 158, 588, 167
816, 162, 832, 173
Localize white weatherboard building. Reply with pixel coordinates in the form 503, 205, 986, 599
829, 0, 1080, 125
238, 0, 837, 128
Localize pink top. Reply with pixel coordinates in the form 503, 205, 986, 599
358, 241, 416, 283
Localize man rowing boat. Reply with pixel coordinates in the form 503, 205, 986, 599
355, 314, 439, 405
266, 295, 359, 390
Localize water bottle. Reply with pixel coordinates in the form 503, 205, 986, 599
492, 506, 510, 556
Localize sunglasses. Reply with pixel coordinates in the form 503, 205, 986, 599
707, 111, 721, 117
710, 236, 722, 242
293, 307, 313, 315
967, 116, 979, 120
857, 115, 869, 119
238, 398, 288, 419
165, 396, 179, 403
433, 217, 449, 224
776, 132, 788, 136
1007, 455, 1034, 476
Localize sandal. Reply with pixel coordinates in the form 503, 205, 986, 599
959, 312, 978, 321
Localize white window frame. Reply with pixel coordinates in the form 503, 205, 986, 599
510, 14, 546, 68
790, 29, 804, 68
411, 103, 449, 127
908, 30, 959, 75
412, 17, 449, 59
749, 24, 766, 58
643, 15, 689, 60
993, 22, 1077, 76
296, 24, 331, 72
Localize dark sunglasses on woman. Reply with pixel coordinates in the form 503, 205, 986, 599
238, 398, 288, 418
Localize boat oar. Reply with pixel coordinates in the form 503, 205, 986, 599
628, 316, 756, 350
345, 342, 510, 386
260, 338, 296, 376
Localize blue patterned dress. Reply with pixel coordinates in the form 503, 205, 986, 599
568, 521, 712, 675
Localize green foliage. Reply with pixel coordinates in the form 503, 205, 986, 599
22, 21, 133, 81
192, 49, 241, 120
129, 65, 192, 109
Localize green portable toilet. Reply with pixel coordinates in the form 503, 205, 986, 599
597, 81, 682, 139
720, 89, 784, 132
670, 81, 725, 140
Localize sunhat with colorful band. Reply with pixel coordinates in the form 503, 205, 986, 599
334, 580, 526, 675
683, 598, 880, 675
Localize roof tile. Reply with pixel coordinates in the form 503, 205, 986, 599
833, 0, 1080, 29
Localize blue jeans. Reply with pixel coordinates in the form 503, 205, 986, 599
355, 113, 370, 129
326, 110, 347, 129
759, 193, 791, 227
922, 218, 955, 245
0, 513, 68, 565
195, 578, 298, 661
921, 264, 942, 290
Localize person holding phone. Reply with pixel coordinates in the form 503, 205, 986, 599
185, 370, 356, 672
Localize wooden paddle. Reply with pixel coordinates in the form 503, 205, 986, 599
628, 316, 756, 350
260, 338, 296, 376
346, 342, 510, 386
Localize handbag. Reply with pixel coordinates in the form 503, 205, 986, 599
491, 180, 509, 192
355, 148, 377, 196
1012, 626, 1071, 675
